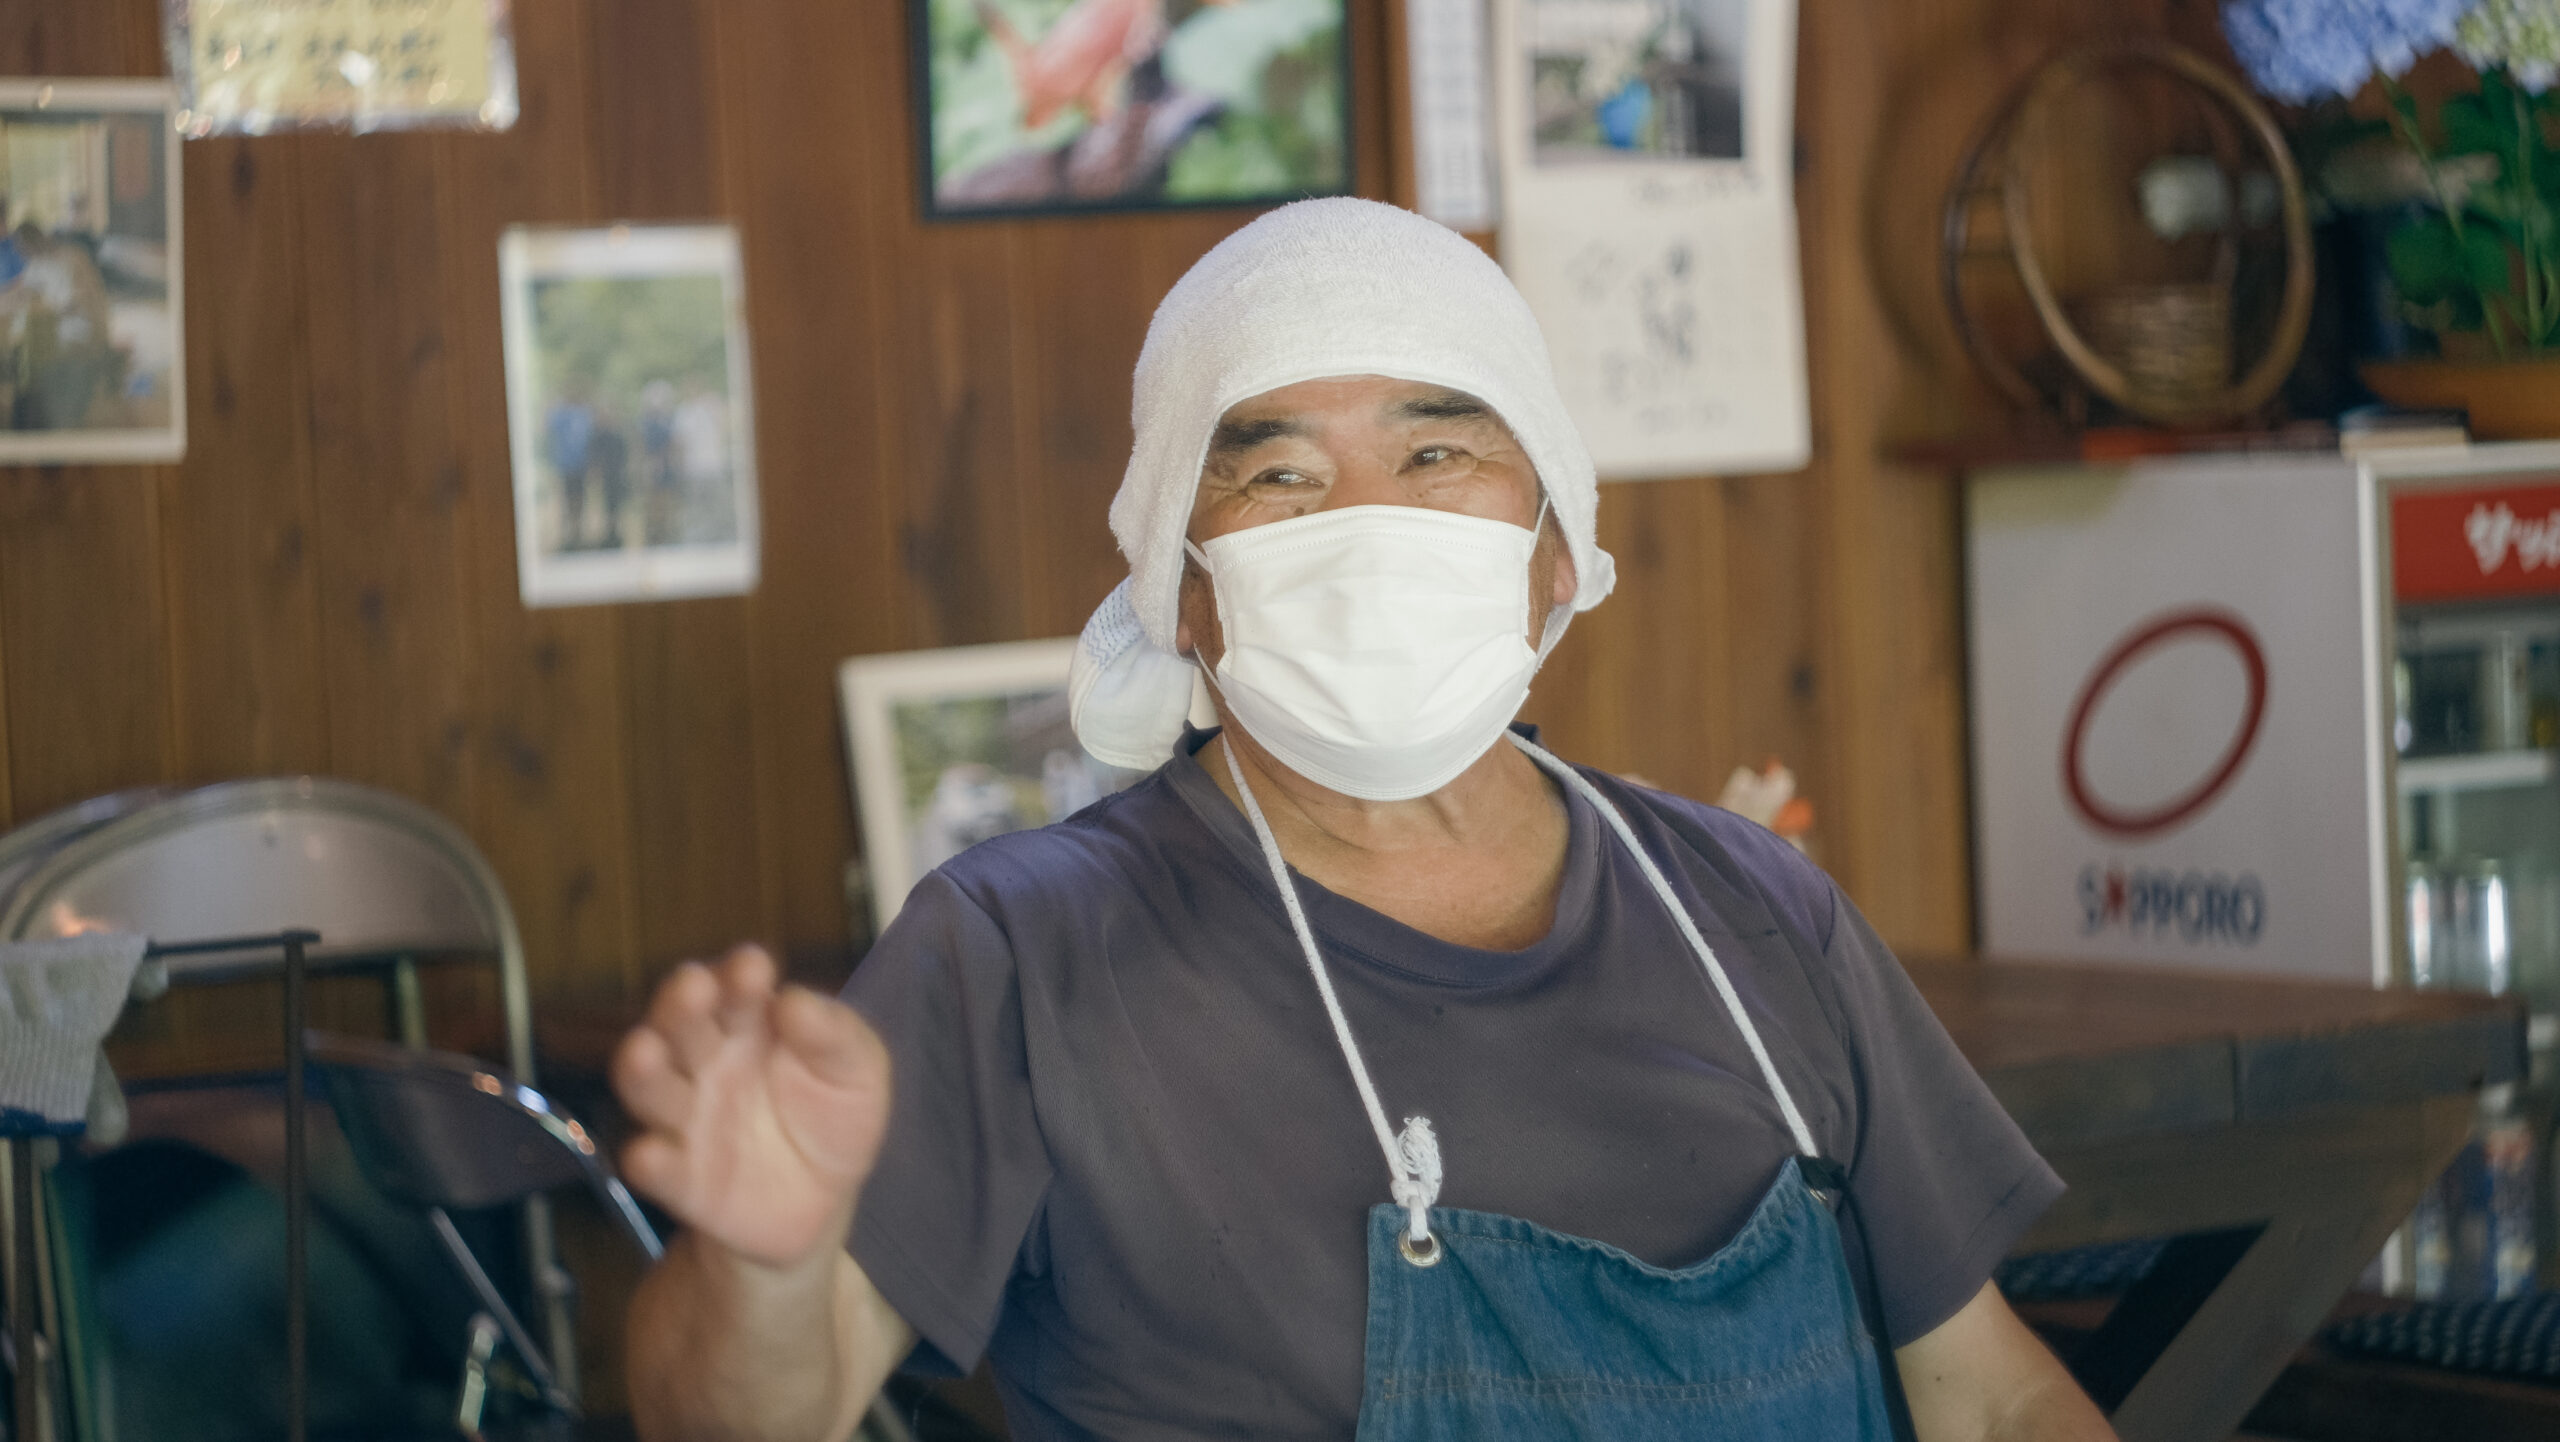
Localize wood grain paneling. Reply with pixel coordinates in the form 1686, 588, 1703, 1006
162, 137, 329, 783
0, 0, 2125, 1019
0, 468, 173, 814
442, 0, 639, 1013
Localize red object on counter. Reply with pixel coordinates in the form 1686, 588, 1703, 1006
2392, 478, 2560, 602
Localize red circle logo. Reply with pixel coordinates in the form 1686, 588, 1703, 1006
2061, 608, 2268, 838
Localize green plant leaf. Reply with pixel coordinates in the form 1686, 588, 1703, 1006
2443, 93, 2509, 157
2478, 67, 2517, 120
2388, 214, 2470, 304
2464, 223, 2517, 297
2388, 213, 2519, 304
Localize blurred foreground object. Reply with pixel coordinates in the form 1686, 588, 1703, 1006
1714, 757, 1814, 853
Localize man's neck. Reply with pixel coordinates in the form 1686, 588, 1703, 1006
1199, 721, 1571, 950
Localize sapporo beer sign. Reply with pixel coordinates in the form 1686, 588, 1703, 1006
2393, 477, 2560, 603
1969, 459, 2380, 983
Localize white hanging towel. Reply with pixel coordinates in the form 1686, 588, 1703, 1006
0, 932, 148, 1129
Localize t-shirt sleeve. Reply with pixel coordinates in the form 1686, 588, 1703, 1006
1817, 886, 2064, 1346
839, 870, 1054, 1375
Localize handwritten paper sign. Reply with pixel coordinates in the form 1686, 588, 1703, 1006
1491, 0, 1806, 478
168, 0, 518, 134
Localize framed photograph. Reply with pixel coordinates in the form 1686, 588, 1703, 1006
165, 0, 520, 135
916, 0, 1351, 218
499, 223, 759, 608
0, 80, 185, 464
840, 639, 1212, 930
1522, 0, 1745, 166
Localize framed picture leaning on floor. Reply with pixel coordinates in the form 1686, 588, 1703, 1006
915, 0, 1351, 217
0, 80, 185, 464
839, 638, 1216, 932
499, 223, 759, 608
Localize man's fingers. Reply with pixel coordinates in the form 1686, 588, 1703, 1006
611, 1025, 696, 1130
714, 944, 778, 1034
645, 960, 728, 1077
772, 985, 887, 1089
619, 1132, 688, 1208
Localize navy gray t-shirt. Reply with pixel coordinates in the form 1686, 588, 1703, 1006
843, 728, 2061, 1441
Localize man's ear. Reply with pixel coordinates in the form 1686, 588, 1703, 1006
1175, 560, 1205, 658
1549, 523, 1578, 608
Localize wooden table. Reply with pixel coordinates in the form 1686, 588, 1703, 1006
1910, 957, 2531, 1442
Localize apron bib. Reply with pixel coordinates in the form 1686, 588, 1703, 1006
1219, 735, 1904, 1442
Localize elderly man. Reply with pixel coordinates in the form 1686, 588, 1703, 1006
616, 199, 2114, 1442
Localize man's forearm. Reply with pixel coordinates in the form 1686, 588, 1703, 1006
1984, 1372, 2117, 1442
627, 1230, 909, 1442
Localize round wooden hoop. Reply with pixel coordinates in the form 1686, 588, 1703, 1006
1942, 40, 2316, 427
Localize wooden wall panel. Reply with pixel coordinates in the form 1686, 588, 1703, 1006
714, 0, 904, 965
587, 0, 781, 977
0, 0, 2109, 1015
0, 469, 173, 816
442, 0, 640, 1011
296, 133, 483, 811
162, 137, 328, 783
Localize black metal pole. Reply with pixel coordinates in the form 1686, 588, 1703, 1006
280, 928, 318, 1442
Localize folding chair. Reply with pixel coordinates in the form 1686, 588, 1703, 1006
309, 1033, 917, 1442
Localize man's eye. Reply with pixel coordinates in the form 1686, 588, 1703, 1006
1251, 468, 1314, 487
1410, 445, 1459, 467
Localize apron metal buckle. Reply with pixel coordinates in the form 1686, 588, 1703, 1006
1397, 1231, 1443, 1268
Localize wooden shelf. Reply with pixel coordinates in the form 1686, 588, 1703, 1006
1893, 422, 2341, 471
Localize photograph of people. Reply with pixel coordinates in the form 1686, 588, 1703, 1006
502, 222, 758, 607
0, 84, 182, 460
612, 200, 2117, 1442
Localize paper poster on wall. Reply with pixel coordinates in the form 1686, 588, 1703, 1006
0, 81, 185, 464
165, 0, 519, 135
500, 224, 760, 609
1492, 0, 1805, 477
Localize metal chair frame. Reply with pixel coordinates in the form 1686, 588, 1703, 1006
0, 778, 575, 1435
307, 1032, 663, 1432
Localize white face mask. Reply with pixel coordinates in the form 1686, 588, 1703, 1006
1187, 502, 1549, 801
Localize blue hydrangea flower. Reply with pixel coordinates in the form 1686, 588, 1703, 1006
2221, 0, 2478, 101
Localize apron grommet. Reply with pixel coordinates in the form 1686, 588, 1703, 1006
1398, 1232, 1442, 1268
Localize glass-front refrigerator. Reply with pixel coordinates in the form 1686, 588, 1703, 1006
2386, 459, 2560, 1298
1966, 439, 2560, 1296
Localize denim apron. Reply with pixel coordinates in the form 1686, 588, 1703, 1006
1219, 735, 1905, 1442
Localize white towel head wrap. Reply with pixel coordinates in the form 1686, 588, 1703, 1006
1070, 197, 1617, 770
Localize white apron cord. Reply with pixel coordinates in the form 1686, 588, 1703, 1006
1507, 733, 1823, 1160
1220, 739, 1443, 1245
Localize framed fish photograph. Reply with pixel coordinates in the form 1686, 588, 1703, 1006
915, 0, 1352, 217
0, 80, 185, 464
499, 223, 760, 608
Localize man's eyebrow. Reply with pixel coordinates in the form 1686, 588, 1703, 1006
1395, 391, 1492, 422
1208, 416, 1306, 457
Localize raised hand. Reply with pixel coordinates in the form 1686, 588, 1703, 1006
611, 945, 892, 1269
